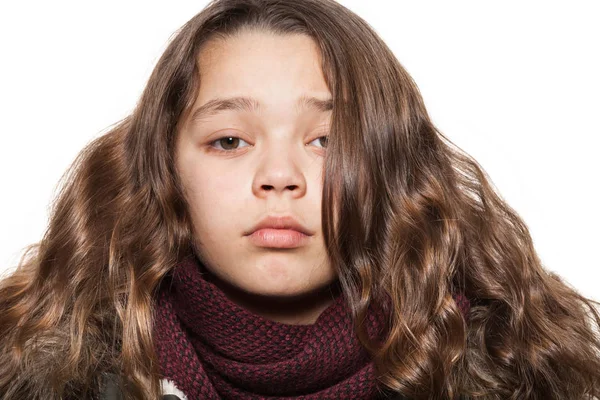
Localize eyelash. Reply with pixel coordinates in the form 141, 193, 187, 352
208, 135, 329, 153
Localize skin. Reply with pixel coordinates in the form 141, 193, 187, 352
175, 29, 340, 325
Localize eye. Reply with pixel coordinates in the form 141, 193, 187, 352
208, 135, 328, 152
308, 136, 329, 149
209, 136, 251, 152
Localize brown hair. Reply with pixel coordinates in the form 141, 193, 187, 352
1, 0, 599, 398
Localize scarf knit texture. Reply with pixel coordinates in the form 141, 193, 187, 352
153, 255, 471, 399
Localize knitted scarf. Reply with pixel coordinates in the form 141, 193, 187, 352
153, 255, 471, 399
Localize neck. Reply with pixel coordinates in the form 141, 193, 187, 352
203, 268, 342, 325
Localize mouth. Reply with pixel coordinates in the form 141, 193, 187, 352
245, 228, 311, 249
244, 214, 314, 248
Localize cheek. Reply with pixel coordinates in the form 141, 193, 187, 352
186, 173, 240, 218
179, 162, 248, 235
178, 150, 240, 206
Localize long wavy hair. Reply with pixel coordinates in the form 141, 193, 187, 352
1, 0, 599, 399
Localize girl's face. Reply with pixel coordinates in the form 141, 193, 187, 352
175, 30, 336, 299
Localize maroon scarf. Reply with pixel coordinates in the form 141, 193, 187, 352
153, 255, 470, 399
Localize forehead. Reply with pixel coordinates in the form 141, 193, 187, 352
194, 31, 331, 110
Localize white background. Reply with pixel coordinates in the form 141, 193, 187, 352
0, 1, 598, 301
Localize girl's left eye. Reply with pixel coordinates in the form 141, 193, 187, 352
308, 136, 329, 149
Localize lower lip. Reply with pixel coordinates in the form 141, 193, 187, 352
246, 228, 311, 248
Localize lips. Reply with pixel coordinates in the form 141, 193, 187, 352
245, 215, 314, 236
246, 228, 311, 248
245, 215, 314, 249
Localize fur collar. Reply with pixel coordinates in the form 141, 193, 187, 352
160, 378, 188, 400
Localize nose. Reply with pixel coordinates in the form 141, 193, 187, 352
251, 143, 307, 199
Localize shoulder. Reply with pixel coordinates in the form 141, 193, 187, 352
99, 373, 188, 400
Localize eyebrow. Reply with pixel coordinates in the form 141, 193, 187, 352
189, 95, 333, 122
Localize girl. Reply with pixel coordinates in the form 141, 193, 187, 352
1, 0, 599, 399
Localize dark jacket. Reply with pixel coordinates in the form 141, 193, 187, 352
98, 372, 409, 400
99, 373, 187, 400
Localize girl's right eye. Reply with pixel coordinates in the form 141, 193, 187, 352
209, 136, 251, 152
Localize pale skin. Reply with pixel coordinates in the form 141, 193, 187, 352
175, 29, 340, 325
